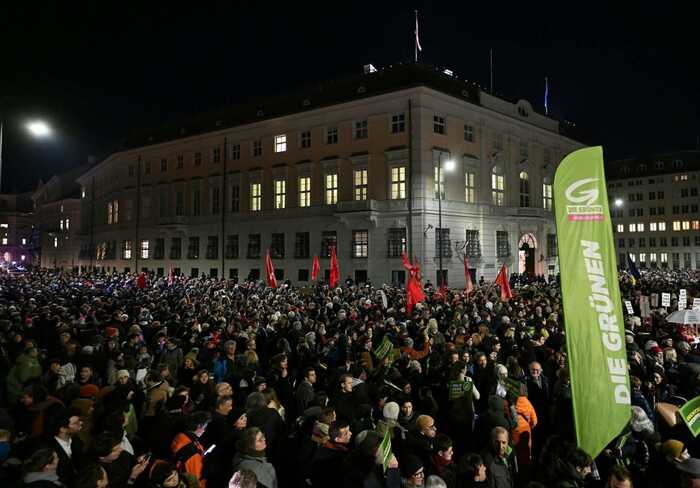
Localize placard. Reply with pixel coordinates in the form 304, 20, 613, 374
651, 293, 659, 308
693, 298, 700, 311
624, 300, 634, 315
640, 296, 651, 318
662, 293, 671, 307
680, 289, 688, 310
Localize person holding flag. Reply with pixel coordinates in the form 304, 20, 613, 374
401, 253, 426, 313
494, 264, 513, 301
627, 253, 641, 286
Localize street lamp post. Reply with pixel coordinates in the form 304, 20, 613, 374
437, 154, 455, 287
0, 119, 53, 193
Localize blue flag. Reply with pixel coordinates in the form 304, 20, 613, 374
627, 253, 641, 285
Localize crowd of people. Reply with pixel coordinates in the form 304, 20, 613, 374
0, 266, 700, 488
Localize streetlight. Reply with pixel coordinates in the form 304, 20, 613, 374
0, 118, 53, 193
437, 154, 455, 287
614, 198, 623, 207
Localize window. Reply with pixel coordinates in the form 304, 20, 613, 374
637, 223, 645, 232
294, 232, 310, 259
253, 140, 263, 157
187, 237, 200, 260
128, 165, 135, 177
193, 189, 201, 216
658, 206, 665, 215
492, 169, 505, 206
466, 229, 482, 258
298, 269, 310, 281
433, 114, 446, 134
81, 187, 87, 198
673, 221, 681, 231
107, 202, 113, 224
434, 166, 445, 199
271, 233, 285, 259
696, 236, 700, 246
543, 183, 553, 210
465, 172, 476, 203
649, 237, 656, 247
519, 141, 529, 158
354, 120, 368, 140
321, 231, 337, 258
388, 228, 407, 258
658, 191, 665, 199
673, 253, 680, 269
493, 133, 504, 151
325, 173, 338, 204
145, 162, 152, 176
639, 237, 646, 247
660, 237, 668, 246
683, 236, 691, 247
60, 219, 64, 230
140, 240, 149, 259
683, 221, 691, 230
496, 231, 510, 257
212, 187, 220, 214
230, 185, 240, 213
251, 183, 262, 211
435, 228, 452, 257
212, 147, 221, 163
391, 167, 406, 199
391, 113, 405, 134
618, 238, 625, 248
170, 238, 182, 259
191, 268, 199, 278
274, 134, 287, 153
300, 130, 312, 148
649, 191, 656, 200
225, 235, 239, 259
650, 207, 657, 216
160, 158, 168, 173
650, 222, 657, 231
123, 240, 132, 260
464, 124, 475, 142
352, 230, 369, 258
176, 191, 184, 216
206, 236, 218, 260
692, 188, 699, 197
247, 234, 261, 259
616, 224, 624, 233
628, 238, 635, 247
519, 172, 530, 207
682, 188, 689, 198
547, 233, 558, 257
659, 222, 666, 231
231, 144, 241, 160
629, 224, 636, 232
299, 176, 311, 207
683, 205, 690, 214
326, 127, 338, 145
684, 253, 692, 269
21, 238, 26, 245
354, 169, 368, 201
543, 148, 551, 165
274, 180, 286, 209
53, 237, 58, 248
154, 238, 165, 259
692, 220, 700, 230
673, 205, 680, 215
113, 200, 119, 224
175, 154, 184, 169
693, 205, 699, 213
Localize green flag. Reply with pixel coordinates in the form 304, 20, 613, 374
554, 146, 631, 458
379, 429, 392, 472
680, 395, 700, 437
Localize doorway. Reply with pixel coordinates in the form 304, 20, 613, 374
518, 233, 537, 275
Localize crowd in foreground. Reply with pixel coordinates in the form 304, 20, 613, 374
1, 267, 700, 488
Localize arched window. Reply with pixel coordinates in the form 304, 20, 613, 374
519, 171, 530, 207
491, 166, 505, 206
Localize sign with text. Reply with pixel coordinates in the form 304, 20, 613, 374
662, 293, 671, 308
651, 293, 659, 308
680, 289, 688, 310
680, 396, 700, 437
694, 298, 700, 311
624, 300, 634, 315
640, 296, 651, 318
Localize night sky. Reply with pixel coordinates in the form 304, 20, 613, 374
2, 3, 697, 193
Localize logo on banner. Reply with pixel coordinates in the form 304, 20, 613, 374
564, 178, 604, 221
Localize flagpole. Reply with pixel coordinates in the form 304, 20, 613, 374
544, 77, 549, 115
414, 10, 418, 63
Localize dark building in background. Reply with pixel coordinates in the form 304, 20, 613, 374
0, 192, 35, 266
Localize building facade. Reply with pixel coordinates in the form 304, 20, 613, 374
607, 150, 700, 271
0, 192, 34, 266
74, 64, 582, 284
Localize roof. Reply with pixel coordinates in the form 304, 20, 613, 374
605, 150, 700, 180
122, 63, 572, 150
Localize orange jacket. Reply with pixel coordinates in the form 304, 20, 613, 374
171, 433, 206, 488
511, 396, 538, 463
401, 340, 430, 360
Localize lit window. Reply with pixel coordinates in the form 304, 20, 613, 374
391, 167, 406, 200
673, 221, 681, 231
123, 240, 132, 260
659, 222, 666, 231
21, 238, 26, 245
299, 177, 311, 207
65, 218, 70, 231
628, 224, 636, 232
491, 169, 504, 206
274, 180, 286, 209
81, 187, 86, 198
434, 166, 446, 199
141, 240, 149, 259
1, 238, 7, 245
639, 253, 646, 263
683, 221, 690, 230
629, 254, 635, 263
692, 220, 700, 230
616, 224, 624, 233
352, 230, 369, 258
251, 183, 262, 211
107, 202, 113, 224
60, 220, 64, 230
354, 169, 368, 201
660, 252, 668, 263
543, 183, 553, 210
274, 134, 287, 153
21, 255, 25, 261
637, 223, 644, 232
53, 237, 58, 248
650, 222, 657, 231
519, 171, 530, 207
0, 224, 7, 228
650, 253, 657, 263
465, 172, 476, 203
325, 173, 338, 204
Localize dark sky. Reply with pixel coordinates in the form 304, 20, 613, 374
2, 3, 697, 193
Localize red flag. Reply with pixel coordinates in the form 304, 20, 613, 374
494, 264, 513, 301
136, 272, 146, 289
401, 253, 426, 313
167, 267, 174, 287
265, 251, 277, 288
329, 246, 339, 288
311, 255, 320, 281
463, 255, 474, 294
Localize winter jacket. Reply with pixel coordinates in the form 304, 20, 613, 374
232, 453, 278, 488
511, 396, 538, 465
171, 432, 206, 488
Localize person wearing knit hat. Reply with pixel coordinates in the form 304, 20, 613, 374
116, 370, 130, 385
383, 401, 400, 422
661, 439, 689, 463
400, 454, 425, 486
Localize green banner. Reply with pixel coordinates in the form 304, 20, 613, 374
379, 429, 392, 472
373, 336, 394, 361
680, 396, 700, 437
554, 146, 631, 458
